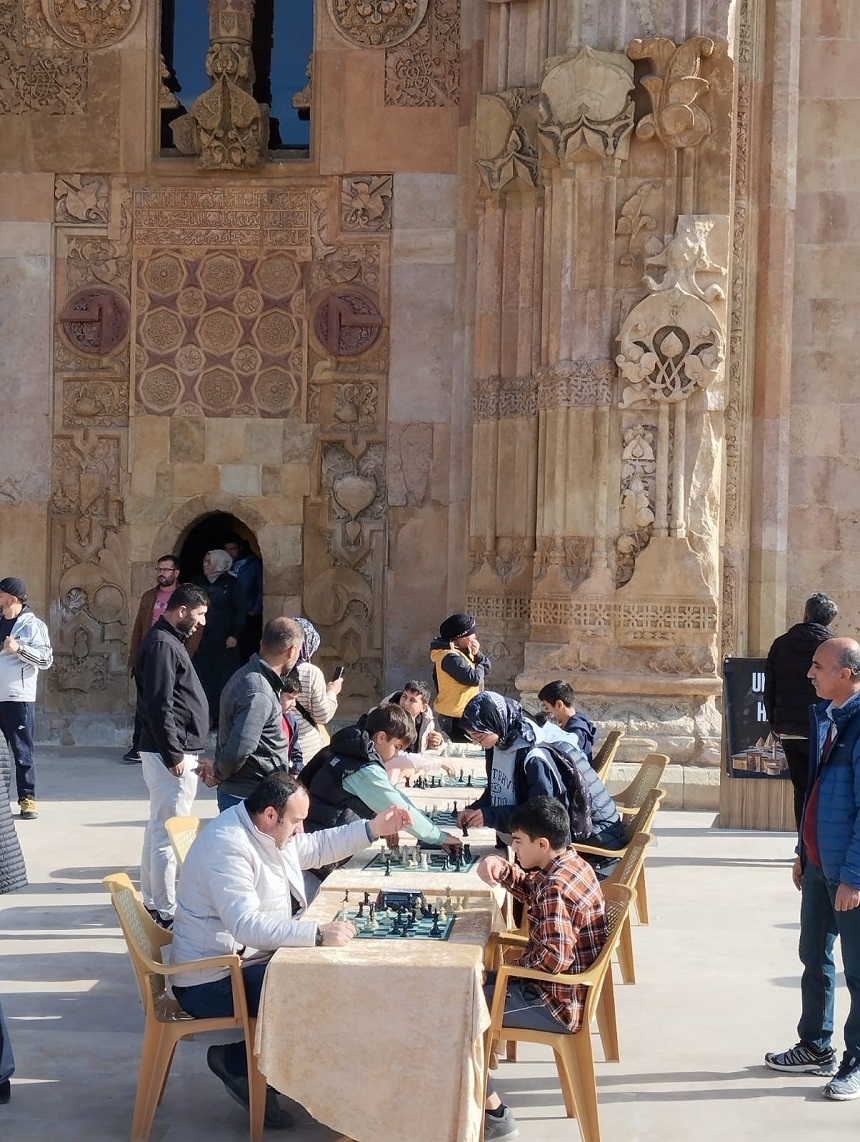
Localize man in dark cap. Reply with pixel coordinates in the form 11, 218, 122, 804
429, 612, 491, 743
0, 577, 53, 820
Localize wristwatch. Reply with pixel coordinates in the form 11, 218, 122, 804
314, 926, 324, 947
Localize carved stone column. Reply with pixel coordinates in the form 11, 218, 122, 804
171, 0, 269, 170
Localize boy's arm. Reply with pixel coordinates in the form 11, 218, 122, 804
496, 860, 534, 903
342, 766, 449, 845
439, 650, 487, 687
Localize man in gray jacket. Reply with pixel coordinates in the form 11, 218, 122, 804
198, 618, 304, 810
0, 577, 53, 820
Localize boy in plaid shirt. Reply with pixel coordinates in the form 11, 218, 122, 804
477, 796, 607, 1139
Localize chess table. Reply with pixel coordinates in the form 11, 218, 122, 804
256, 890, 495, 1142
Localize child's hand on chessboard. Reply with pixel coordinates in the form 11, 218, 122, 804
477, 854, 510, 886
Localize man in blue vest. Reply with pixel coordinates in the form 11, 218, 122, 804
765, 637, 860, 1100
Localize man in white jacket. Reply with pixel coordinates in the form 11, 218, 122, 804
171, 772, 411, 1127
0, 577, 53, 820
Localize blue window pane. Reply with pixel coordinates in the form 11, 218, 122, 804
163, 0, 210, 113
269, 0, 314, 149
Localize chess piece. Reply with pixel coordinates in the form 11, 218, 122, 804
461, 823, 469, 838
459, 768, 464, 783
445, 886, 453, 910
367, 908, 379, 932
420, 851, 429, 870
430, 910, 441, 937
454, 852, 463, 872
334, 906, 349, 922
439, 905, 447, 922
364, 891, 371, 905
357, 901, 365, 918
463, 843, 472, 861
384, 856, 392, 877
404, 775, 411, 788
466, 774, 472, 787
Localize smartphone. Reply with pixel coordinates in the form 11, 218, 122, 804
332, 665, 346, 681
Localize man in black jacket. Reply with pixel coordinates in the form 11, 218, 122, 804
764, 591, 837, 829
135, 583, 210, 927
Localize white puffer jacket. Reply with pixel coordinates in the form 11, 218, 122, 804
0, 609, 53, 702
171, 802, 371, 986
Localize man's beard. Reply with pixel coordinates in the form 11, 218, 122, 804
175, 614, 197, 635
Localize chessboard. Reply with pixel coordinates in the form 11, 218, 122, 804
362, 843, 480, 874
341, 903, 456, 941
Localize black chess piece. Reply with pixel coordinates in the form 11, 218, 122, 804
459, 768, 464, 782
454, 852, 463, 872
384, 856, 391, 877
463, 843, 472, 862
405, 775, 411, 788
466, 774, 472, 787
430, 910, 441, 937
364, 891, 371, 905
461, 822, 469, 838
357, 901, 365, 918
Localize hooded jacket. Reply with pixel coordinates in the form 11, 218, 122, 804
764, 622, 834, 736
563, 712, 598, 767
299, 724, 385, 830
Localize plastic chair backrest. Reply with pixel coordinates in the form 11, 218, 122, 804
604, 831, 653, 889
593, 730, 624, 780
104, 872, 173, 1013
623, 787, 664, 844
581, 883, 636, 1020
620, 754, 668, 810
165, 815, 204, 867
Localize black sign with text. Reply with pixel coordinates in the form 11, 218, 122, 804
723, 656, 788, 779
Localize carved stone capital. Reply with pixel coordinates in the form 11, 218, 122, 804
538, 47, 634, 163
628, 35, 715, 150
476, 89, 541, 193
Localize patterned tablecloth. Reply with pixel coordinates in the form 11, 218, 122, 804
256, 890, 495, 1142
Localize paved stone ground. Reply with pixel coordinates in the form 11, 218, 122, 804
1, 748, 857, 1140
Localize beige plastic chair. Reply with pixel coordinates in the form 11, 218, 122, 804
103, 872, 265, 1142
577, 788, 664, 925
165, 815, 205, 869
615, 753, 668, 819
602, 831, 654, 984
592, 730, 624, 783
484, 884, 637, 1142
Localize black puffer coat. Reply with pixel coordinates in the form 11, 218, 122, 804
0, 743, 27, 894
764, 622, 834, 736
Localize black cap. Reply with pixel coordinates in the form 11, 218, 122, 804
0, 576, 27, 602
440, 613, 476, 642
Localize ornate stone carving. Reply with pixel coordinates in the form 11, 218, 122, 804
384, 0, 459, 107
616, 182, 660, 267
467, 592, 532, 625
538, 48, 634, 163
471, 375, 537, 420
51, 435, 121, 518
537, 360, 614, 408
62, 377, 129, 427
134, 248, 304, 419
292, 55, 312, 117
476, 89, 540, 193
649, 645, 715, 675
54, 174, 109, 224
534, 537, 593, 590
327, 0, 428, 48
616, 599, 718, 641
472, 376, 500, 421
617, 216, 727, 409
170, 1, 269, 170
133, 187, 313, 254
40, 0, 142, 48
341, 176, 393, 232
321, 443, 386, 557
628, 35, 715, 150
59, 287, 130, 357
311, 242, 382, 292
67, 239, 131, 296
0, 2, 88, 113
312, 288, 384, 358
308, 374, 379, 432
616, 422, 657, 587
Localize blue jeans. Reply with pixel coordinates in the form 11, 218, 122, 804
0, 999, 14, 1084
0, 702, 35, 800
798, 860, 860, 1055
216, 787, 245, 812
174, 962, 269, 1078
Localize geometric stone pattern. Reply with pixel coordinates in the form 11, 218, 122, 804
467, 593, 718, 634
0, 2, 88, 113
384, 0, 459, 107
135, 249, 304, 419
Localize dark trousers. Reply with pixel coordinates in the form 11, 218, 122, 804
0, 702, 36, 801
0, 999, 15, 1084
782, 737, 811, 831
436, 714, 473, 744
798, 860, 860, 1056
174, 962, 269, 1078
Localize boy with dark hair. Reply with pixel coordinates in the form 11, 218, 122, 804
538, 680, 598, 769
280, 673, 304, 774
299, 705, 461, 869
477, 795, 608, 1140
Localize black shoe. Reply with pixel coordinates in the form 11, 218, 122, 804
144, 907, 173, 930
206, 1045, 293, 1129
123, 749, 142, 763
0, 1079, 10, 1104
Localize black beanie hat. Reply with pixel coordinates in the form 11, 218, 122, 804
0, 576, 27, 602
440, 612, 476, 642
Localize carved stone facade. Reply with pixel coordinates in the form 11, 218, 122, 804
0, 0, 851, 807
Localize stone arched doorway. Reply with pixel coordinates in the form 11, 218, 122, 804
175, 510, 259, 583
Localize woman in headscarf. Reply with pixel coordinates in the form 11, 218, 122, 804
457, 691, 626, 872
190, 550, 248, 729
289, 616, 343, 761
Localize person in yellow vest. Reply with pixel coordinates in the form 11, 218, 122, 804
429, 612, 491, 742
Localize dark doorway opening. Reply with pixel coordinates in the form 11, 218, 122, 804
177, 512, 260, 583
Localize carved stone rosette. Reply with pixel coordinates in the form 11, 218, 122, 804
538, 47, 635, 164
171, 0, 269, 170
328, 0, 429, 48
41, 0, 142, 48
